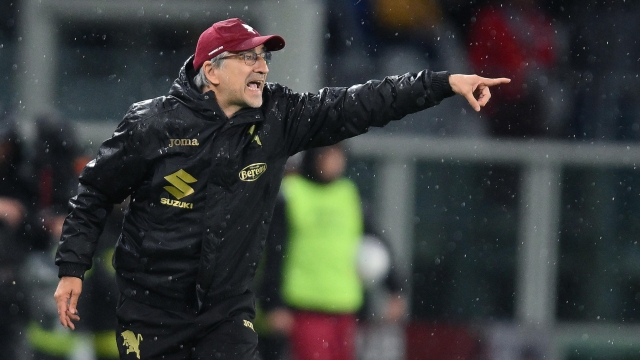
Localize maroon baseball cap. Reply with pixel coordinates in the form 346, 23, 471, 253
193, 18, 285, 70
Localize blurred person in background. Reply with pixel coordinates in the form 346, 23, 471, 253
258, 143, 406, 360
53, 17, 509, 359
466, 0, 565, 211
32, 113, 82, 214
371, 0, 447, 69
21, 204, 79, 360
20, 113, 81, 360
324, 0, 452, 82
467, 0, 564, 138
21, 113, 120, 360
21, 204, 122, 360
323, 0, 487, 138
0, 114, 40, 360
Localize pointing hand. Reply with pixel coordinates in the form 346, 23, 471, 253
449, 74, 511, 112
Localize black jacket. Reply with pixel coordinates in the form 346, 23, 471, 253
55, 56, 454, 311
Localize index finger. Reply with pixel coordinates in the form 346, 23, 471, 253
480, 77, 511, 86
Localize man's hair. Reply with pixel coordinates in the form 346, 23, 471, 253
193, 51, 230, 92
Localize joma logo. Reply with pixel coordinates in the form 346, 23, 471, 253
239, 163, 267, 182
169, 138, 199, 147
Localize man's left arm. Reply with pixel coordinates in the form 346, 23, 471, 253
277, 70, 453, 155
276, 71, 509, 155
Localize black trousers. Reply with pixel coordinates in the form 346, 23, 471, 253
115, 291, 258, 360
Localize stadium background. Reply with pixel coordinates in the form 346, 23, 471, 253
2, 0, 640, 359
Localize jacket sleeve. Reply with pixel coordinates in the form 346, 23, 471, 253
55, 107, 154, 279
279, 70, 454, 155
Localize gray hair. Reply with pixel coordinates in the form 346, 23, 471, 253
193, 51, 230, 92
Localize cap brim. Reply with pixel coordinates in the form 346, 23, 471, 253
230, 35, 285, 53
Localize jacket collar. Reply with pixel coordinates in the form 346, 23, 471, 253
169, 55, 225, 121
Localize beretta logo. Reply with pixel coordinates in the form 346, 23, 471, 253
239, 163, 267, 182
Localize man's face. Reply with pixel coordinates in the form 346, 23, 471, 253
206, 45, 269, 117
316, 146, 346, 182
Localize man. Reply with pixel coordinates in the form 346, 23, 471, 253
54, 18, 509, 359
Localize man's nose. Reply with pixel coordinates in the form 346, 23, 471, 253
254, 58, 269, 74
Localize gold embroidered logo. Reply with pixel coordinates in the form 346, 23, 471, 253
162, 169, 196, 209
121, 330, 143, 359
248, 125, 262, 146
243, 320, 255, 332
169, 138, 199, 147
163, 169, 196, 200
160, 198, 194, 209
239, 163, 267, 182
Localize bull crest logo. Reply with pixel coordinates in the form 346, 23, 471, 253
121, 330, 143, 359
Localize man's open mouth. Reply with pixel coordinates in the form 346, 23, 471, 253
247, 80, 263, 90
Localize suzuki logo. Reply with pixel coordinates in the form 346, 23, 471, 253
163, 169, 197, 200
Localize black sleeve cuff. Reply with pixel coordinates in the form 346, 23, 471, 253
430, 71, 455, 101
58, 262, 88, 280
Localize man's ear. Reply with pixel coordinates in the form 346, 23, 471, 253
204, 62, 220, 85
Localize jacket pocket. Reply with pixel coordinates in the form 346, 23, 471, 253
113, 234, 143, 273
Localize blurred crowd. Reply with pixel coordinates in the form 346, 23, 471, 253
0, 112, 121, 360
323, 0, 640, 141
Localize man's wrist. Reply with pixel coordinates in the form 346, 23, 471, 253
431, 71, 455, 100
57, 262, 88, 280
